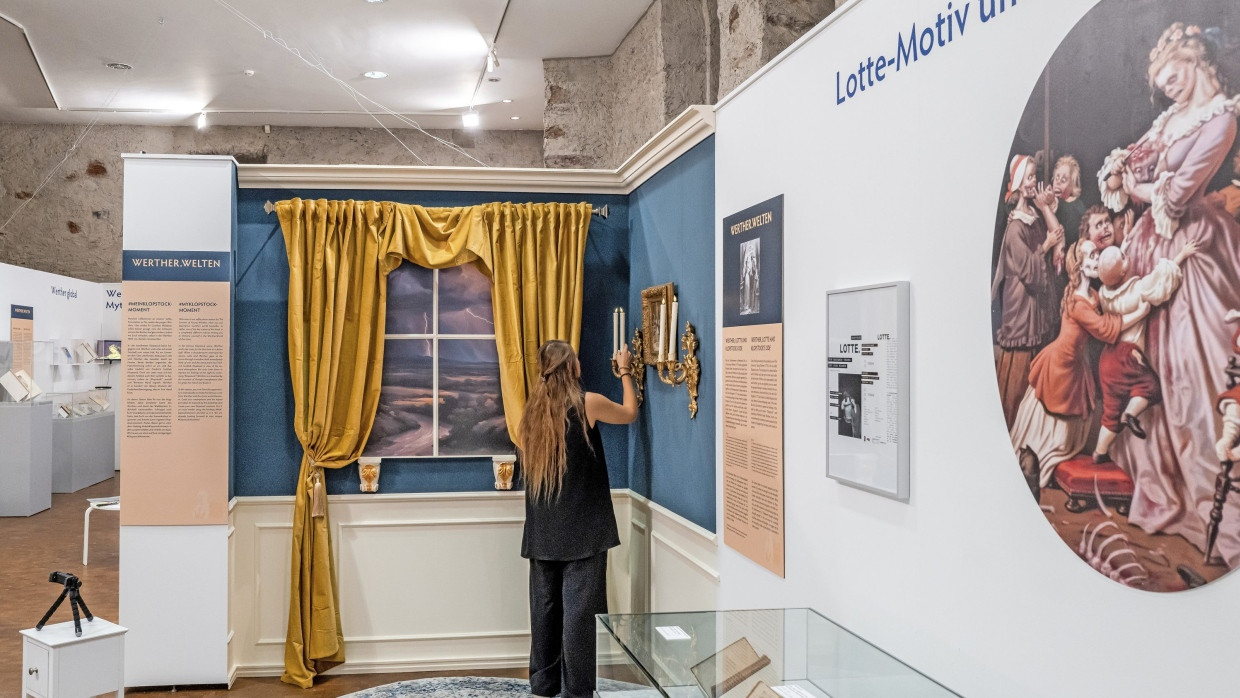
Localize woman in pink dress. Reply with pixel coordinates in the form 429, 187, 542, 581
1097, 23, 1240, 564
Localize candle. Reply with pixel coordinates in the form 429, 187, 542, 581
619, 308, 626, 351
658, 300, 666, 362
669, 298, 678, 361
613, 308, 619, 354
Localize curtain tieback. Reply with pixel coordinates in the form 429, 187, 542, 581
306, 462, 327, 518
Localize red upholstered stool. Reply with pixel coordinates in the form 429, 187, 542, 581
1054, 455, 1135, 515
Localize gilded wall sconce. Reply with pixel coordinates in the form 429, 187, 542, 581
612, 283, 700, 418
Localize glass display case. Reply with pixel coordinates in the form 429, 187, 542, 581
47, 389, 112, 419
597, 608, 959, 698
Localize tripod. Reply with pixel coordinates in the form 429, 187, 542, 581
35, 572, 94, 637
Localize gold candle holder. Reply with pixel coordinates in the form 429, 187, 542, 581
612, 327, 646, 406
655, 322, 700, 418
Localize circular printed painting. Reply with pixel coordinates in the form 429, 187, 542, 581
990, 0, 1240, 591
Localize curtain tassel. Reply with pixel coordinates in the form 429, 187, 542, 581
308, 465, 327, 518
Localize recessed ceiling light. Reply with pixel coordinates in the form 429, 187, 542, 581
363, 71, 388, 79
365, 0, 386, 3
502, 99, 513, 103
487, 77, 500, 83
510, 116, 520, 120
106, 62, 132, 70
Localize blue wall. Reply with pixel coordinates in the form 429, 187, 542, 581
627, 138, 717, 531
234, 188, 629, 496
231, 140, 717, 536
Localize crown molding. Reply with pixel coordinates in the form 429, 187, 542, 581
236, 105, 714, 195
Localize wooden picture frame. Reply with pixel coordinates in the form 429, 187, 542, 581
640, 283, 673, 363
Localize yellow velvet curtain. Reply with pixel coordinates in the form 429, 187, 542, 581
276, 198, 591, 687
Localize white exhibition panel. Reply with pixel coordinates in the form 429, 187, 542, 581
120, 524, 229, 686
121, 155, 236, 252
120, 153, 235, 685
714, 1, 1239, 697
0, 262, 104, 392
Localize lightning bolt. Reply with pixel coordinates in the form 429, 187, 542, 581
464, 308, 495, 326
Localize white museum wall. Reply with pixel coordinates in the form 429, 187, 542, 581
120, 154, 235, 686
101, 282, 121, 468
714, 1, 1239, 696
0, 262, 105, 393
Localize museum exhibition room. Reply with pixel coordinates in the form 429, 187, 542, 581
2, 0, 1239, 696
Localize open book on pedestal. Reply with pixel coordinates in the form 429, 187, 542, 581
690, 637, 773, 698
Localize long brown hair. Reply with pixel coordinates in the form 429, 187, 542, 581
519, 340, 587, 501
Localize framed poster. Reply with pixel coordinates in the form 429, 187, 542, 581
826, 281, 910, 501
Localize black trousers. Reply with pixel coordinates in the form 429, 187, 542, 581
528, 551, 608, 698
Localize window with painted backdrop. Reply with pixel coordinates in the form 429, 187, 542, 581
364, 262, 512, 458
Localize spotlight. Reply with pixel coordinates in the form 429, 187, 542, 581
462, 111, 480, 128
486, 46, 499, 73
197, 111, 207, 129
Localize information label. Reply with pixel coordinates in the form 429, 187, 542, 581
721, 195, 785, 577
9, 305, 33, 377
121, 250, 231, 525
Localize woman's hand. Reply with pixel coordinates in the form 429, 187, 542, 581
1122, 167, 1154, 204
614, 344, 632, 374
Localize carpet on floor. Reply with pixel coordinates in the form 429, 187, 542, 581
339, 676, 658, 698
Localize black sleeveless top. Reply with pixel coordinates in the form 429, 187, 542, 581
521, 410, 620, 561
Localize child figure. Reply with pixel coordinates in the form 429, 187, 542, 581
1092, 239, 1200, 463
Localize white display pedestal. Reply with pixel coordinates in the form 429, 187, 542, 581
0, 401, 52, 517
20, 618, 126, 698
51, 412, 116, 493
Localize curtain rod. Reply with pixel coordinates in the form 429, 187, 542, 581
263, 201, 609, 218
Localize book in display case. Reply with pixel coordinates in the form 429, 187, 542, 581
596, 608, 959, 698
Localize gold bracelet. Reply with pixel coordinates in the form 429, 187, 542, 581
619, 371, 631, 377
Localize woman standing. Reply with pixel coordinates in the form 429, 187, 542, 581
1097, 22, 1240, 563
520, 340, 637, 698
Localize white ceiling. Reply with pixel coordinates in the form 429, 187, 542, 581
0, 0, 653, 131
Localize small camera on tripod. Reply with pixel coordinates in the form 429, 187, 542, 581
49, 571, 80, 589
36, 570, 93, 637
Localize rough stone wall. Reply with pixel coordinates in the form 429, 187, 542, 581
542, 57, 616, 170
543, 2, 667, 170
762, 0, 837, 64
607, 1, 669, 168
662, 0, 715, 125
545, 0, 835, 170
718, 0, 768, 99
0, 123, 542, 282
543, 0, 719, 170
719, 0, 837, 97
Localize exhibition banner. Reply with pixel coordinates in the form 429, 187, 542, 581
9, 304, 33, 377
722, 196, 785, 577
120, 250, 231, 525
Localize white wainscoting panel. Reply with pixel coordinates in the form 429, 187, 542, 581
230, 490, 638, 677
648, 502, 719, 613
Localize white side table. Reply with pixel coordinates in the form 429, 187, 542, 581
20, 619, 126, 697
